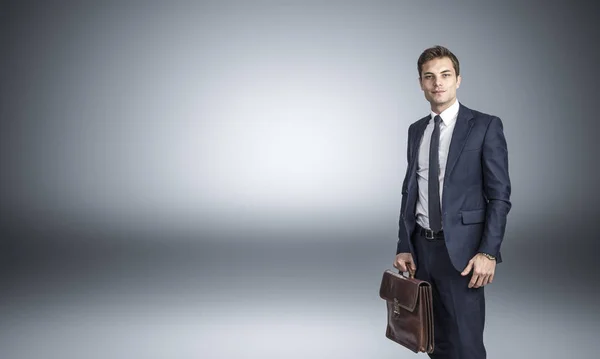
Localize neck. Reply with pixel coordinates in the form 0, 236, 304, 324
431, 99, 457, 115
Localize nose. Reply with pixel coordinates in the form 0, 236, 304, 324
434, 76, 443, 87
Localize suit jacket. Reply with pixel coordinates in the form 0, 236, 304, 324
396, 103, 511, 272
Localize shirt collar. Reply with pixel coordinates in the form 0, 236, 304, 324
430, 99, 460, 126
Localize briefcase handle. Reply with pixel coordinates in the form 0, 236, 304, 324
399, 264, 416, 279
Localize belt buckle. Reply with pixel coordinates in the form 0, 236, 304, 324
425, 229, 435, 239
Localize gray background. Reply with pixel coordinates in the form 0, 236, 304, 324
1, 1, 599, 358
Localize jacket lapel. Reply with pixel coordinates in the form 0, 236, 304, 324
445, 104, 475, 179
407, 116, 430, 190
413, 116, 430, 155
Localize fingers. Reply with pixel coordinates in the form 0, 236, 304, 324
475, 274, 486, 288
481, 273, 495, 286
465, 255, 498, 287
469, 274, 487, 288
468, 273, 478, 288
393, 253, 415, 273
461, 260, 473, 276
393, 259, 407, 272
470, 270, 495, 288
406, 262, 416, 277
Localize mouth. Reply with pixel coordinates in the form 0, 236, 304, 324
432, 90, 445, 94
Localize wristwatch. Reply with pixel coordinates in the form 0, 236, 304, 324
479, 252, 496, 260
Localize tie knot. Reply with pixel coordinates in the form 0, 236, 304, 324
434, 115, 442, 124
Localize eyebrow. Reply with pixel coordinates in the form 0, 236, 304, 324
423, 70, 453, 75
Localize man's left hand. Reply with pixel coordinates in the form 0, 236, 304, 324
461, 253, 496, 288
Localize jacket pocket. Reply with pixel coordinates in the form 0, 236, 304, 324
462, 146, 482, 152
461, 209, 486, 224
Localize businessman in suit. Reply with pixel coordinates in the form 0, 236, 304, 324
393, 46, 511, 359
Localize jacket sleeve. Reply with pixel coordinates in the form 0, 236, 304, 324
396, 124, 413, 254
478, 116, 512, 257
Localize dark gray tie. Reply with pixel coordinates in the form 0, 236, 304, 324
428, 115, 442, 232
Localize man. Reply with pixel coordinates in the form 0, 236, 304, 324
393, 45, 511, 359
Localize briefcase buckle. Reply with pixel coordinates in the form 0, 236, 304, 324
393, 298, 401, 315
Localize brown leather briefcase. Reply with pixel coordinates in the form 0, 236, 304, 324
379, 269, 434, 353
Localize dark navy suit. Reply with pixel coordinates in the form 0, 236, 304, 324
396, 103, 511, 359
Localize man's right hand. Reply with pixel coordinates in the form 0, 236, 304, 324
393, 252, 416, 275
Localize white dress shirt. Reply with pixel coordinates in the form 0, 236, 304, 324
415, 99, 460, 230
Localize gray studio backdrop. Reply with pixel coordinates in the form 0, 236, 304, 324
1, 1, 598, 358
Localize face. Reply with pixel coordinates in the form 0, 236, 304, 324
419, 57, 461, 113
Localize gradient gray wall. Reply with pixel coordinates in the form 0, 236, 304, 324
1, 1, 598, 358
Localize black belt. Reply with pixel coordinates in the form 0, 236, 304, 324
417, 224, 444, 240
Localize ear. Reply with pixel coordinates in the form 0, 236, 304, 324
418, 77, 424, 91
456, 75, 462, 89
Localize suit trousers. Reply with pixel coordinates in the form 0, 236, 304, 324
411, 227, 486, 359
